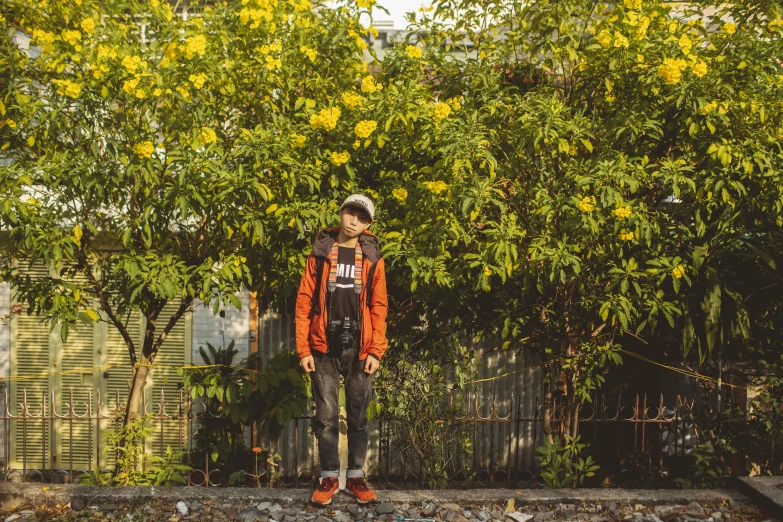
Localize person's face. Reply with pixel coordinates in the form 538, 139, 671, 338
340, 205, 371, 238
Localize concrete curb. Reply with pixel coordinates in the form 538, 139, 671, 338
0, 483, 750, 510
735, 476, 783, 519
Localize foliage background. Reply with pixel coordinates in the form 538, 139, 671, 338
0, 0, 782, 483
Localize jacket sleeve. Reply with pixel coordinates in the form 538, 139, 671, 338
367, 257, 389, 361
294, 254, 317, 359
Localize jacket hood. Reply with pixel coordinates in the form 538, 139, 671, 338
312, 227, 382, 263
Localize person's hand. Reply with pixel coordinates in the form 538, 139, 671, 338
364, 355, 380, 375
300, 355, 315, 373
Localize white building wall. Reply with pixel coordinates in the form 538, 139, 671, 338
190, 290, 251, 367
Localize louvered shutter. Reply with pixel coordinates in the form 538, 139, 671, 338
54, 268, 98, 472
10, 261, 53, 470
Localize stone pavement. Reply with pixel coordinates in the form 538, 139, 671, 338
736, 477, 783, 519
0, 485, 778, 522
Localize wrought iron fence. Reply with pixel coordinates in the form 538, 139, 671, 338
0, 387, 702, 488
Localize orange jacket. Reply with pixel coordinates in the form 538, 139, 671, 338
295, 228, 389, 361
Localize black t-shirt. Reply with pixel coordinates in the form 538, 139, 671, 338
329, 246, 360, 348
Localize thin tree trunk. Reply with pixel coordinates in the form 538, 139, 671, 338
125, 350, 152, 424
122, 299, 191, 425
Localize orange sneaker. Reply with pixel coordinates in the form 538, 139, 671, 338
311, 477, 340, 506
345, 477, 377, 504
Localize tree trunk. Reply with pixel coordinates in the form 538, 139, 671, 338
122, 299, 191, 426
124, 348, 153, 424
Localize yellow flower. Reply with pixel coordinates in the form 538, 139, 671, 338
309, 107, 341, 131
483, 266, 492, 277
623, 0, 641, 8
636, 54, 645, 63
360, 75, 380, 93
678, 34, 692, 55
605, 93, 616, 102
265, 55, 282, 70
80, 18, 95, 34
291, 133, 306, 148
355, 120, 377, 139
424, 180, 449, 194
597, 31, 612, 48
368, 26, 379, 38
448, 98, 461, 110
6, 120, 16, 129
356, 0, 375, 8
406, 45, 423, 59
702, 100, 718, 114
392, 187, 408, 203
618, 229, 635, 241
658, 57, 688, 84
97, 44, 118, 60
722, 22, 736, 35
769, 19, 783, 32
353, 140, 361, 149
612, 205, 632, 220
185, 34, 208, 58
329, 150, 350, 166
53, 79, 82, 98
294, 0, 312, 13
133, 141, 154, 158
91, 63, 110, 79
32, 29, 56, 44
636, 17, 650, 39
122, 77, 140, 95
341, 91, 364, 110
613, 32, 629, 48
198, 127, 217, 145
240, 7, 273, 29
577, 196, 596, 213
153, 88, 163, 96
135, 89, 147, 99
672, 265, 686, 279
300, 45, 318, 62
355, 37, 368, 50
121, 55, 143, 74
692, 61, 708, 78
189, 73, 208, 88
61, 29, 82, 47
433, 101, 451, 122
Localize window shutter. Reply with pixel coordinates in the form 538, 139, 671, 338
10, 261, 53, 470
55, 270, 97, 471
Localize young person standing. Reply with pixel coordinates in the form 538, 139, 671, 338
295, 194, 388, 506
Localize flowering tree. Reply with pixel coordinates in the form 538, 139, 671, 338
372, 0, 783, 456
0, 0, 383, 426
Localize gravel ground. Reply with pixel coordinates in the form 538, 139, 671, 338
0, 495, 778, 522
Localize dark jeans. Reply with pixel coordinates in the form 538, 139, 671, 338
311, 345, 374, 478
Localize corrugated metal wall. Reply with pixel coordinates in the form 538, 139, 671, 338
256, 312, 545, 479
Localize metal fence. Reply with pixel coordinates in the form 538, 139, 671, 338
0, 386, 702, 488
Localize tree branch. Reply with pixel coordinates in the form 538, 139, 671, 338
151, 297, 193, 356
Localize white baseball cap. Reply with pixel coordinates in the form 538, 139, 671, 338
340, 194, 375, 221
